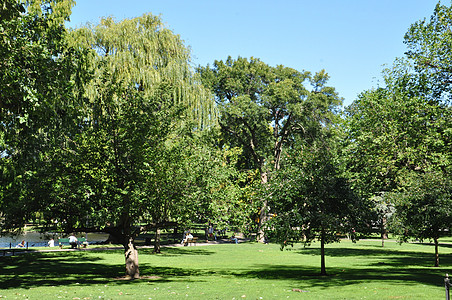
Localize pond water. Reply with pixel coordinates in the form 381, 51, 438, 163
0, 232, 109, 248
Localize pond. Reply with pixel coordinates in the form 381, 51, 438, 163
0, 231, 109, 248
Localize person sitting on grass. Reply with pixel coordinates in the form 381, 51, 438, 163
230, 233, 238, 244
16, 240, 25, 248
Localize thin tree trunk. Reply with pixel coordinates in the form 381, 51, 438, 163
434, 237, 439, 267
320, 228, 327, 276
257, 171, 268, 243
124, 238, 140, 279
381, 216, 387, 247
154, 227, 161, 253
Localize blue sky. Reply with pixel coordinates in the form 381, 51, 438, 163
68, 0, 441, 107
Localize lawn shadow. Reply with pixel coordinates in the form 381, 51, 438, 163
139, 247, 215, 257
0, 251, 125, 289
1, 243, 450, 291
230, 263, 448, 289
296, 244, 452, 268
228, 243, 452, 289
139, 265, 215, 279
0, 246, 216, 290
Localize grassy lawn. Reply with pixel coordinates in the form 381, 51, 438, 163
0, 239, 451, 299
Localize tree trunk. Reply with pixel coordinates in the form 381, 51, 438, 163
257, 171, 268, 243
153, 227, 161, 253
106, 233, 122, 244
320, 228, 327, 276
124, 238, 140, 279
381, 216, 387, 247
434, 237, 439, 267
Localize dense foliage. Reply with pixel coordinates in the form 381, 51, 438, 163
344, 3, 452, 266
0, 0, 78, 230
266, 139, 367, 275
198, 57, 343, 240
1, 0, 451, 278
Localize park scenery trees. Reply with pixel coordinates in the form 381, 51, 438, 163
266, 135, 368, 275
0, 0, 451, 285
343, 2, 452, 267
1, 1, 221, 279
59, 14, 219, 278
0, 0, 79, 231
197, 57, 343, 241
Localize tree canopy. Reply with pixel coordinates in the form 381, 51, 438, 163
404, 2, 452, 102
198, 57, 343, 240
2, 0, 452, 281
0, 0, 78, 231
266, 136, 366, 275
344, 2, 452, 266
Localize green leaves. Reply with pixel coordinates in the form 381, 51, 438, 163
343, 2, 452, 264
344, 73, 451, 197
72, 13, 216, 130
389, 172, 452, 244
404, 2, 452, 102
265, 137, 367, 272
198, 56, 342, 174
0, 0, 80, 231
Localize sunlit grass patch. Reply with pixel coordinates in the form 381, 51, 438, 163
0, 240, 450, 299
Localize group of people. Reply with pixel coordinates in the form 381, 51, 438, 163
16, 239, 53, 248
12, 234, 86, 249
15, 236, 74, 248
205, 224, 238, 243
205, 224, 223, 241
181, 226, 239, 245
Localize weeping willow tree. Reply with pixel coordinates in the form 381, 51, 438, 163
73, 14, 217, 129
38, 14, 218, 279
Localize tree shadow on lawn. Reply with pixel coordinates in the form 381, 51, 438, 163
232, 264, 448, 290
139, 265, 215, 279
139, 247, 215, 257
295, 245, 452, 268
0, 247, 215, 290
0, 252, 127, 289
1, 245, 449, 291
87, 247, 215, 257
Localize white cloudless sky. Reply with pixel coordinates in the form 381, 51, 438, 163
68, 0, 442, 107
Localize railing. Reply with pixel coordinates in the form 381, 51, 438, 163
1, 242, 29, 256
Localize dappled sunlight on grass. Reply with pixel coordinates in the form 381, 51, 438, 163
0, 240, 450, 299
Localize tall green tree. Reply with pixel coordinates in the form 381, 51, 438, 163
0, 0, 78, 231
404, 1, 452, 102
389, 172, 452, 267
391, 8, 452, 261
344, 49, 451, 263
266, 133, 365, 276
198, 57, 342, 240
45, 14, 219, 278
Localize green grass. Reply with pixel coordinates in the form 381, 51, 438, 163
0, 240, 451, 299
